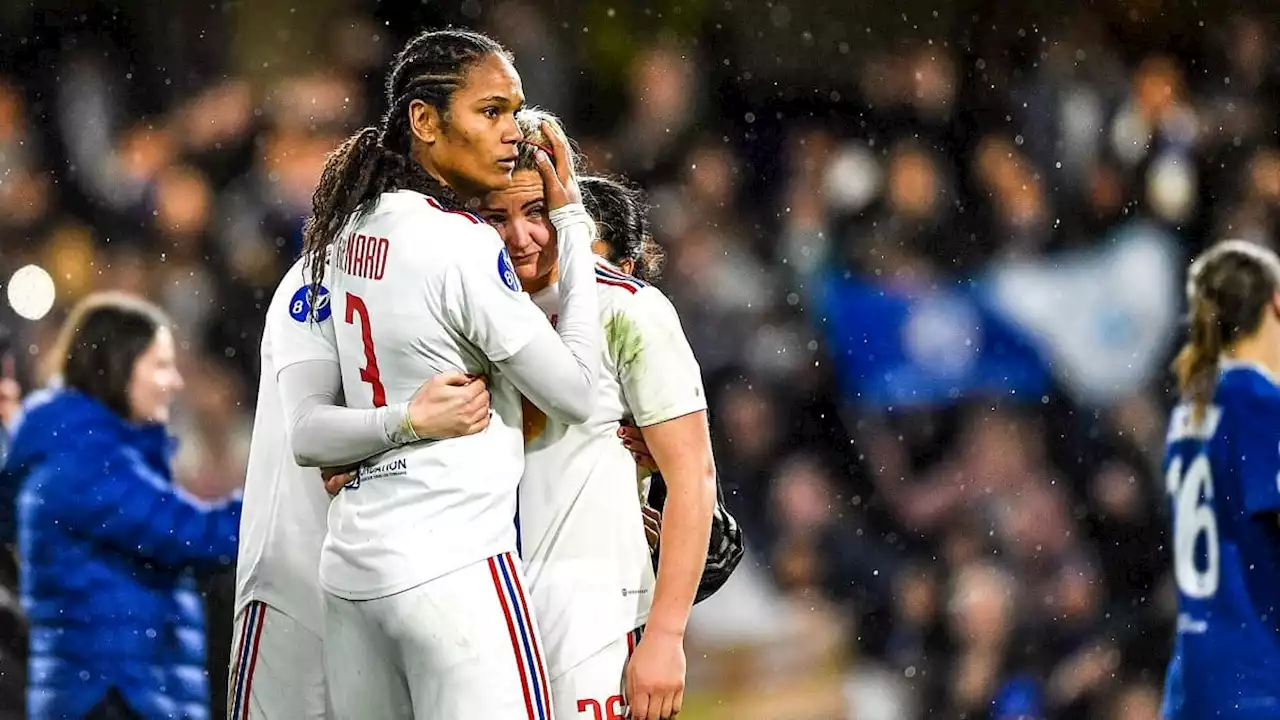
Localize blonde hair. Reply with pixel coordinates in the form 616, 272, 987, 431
514, 107, 583, 175
1174, 239, 1280, 419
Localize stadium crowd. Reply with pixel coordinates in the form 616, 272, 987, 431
0, 2, 1277, 718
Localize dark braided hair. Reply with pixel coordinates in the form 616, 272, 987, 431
301, 29, 513, 298
579, 175, 665, 283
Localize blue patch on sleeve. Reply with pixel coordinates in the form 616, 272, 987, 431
289, 284, 332, 323
497, 248, 521, 292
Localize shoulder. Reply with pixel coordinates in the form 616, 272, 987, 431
1218, 366, 1280, 417
604, 272, 679, 323
378, 191, 504, 267
381, 190, 490, 236
594, 261, 649, 297
268, 258, 333, 325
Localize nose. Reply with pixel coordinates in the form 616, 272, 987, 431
506, 218, 536, 254
501, 114, 522, 145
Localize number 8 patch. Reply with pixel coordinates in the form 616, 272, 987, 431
289, 284, 333, 323
497, 248, 521, 292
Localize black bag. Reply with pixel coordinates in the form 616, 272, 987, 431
646, 472, 745, 604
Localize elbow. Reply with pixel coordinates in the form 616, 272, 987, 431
288, 417, 324, 467
293, 451, 322, 469
291, 441, 323, 468
546, 396, 596, 426
544, 378, 599, 425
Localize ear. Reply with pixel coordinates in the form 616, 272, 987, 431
409, 99, 441, 145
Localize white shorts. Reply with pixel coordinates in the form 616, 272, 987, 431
551, 627, 644, 720
323, 552, 553, 720
228, 600, 331, 719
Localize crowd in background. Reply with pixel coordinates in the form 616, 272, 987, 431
0, 1, 1277, 718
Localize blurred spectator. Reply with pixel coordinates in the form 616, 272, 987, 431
1, 294, 240, 720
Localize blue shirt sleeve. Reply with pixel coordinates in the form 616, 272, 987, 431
1235, 390, 1280, 516
30, 443, 241, 572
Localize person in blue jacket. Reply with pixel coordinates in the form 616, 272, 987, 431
1, 292, 241, 720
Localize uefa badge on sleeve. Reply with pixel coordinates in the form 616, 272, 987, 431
497, 248, 521, 292
289, 284, 333, 323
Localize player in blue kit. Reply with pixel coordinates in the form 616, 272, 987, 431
1163, 239, 1280, 719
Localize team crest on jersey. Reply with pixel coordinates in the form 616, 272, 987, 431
497, 248, 521, 292
289, 284, 332, 323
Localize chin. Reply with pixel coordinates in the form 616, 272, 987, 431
486, 169, 514, 191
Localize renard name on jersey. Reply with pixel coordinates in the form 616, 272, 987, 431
334, 232, 391, 281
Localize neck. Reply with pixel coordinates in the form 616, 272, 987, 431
522, 263, 560, 295
1226, 328, 1280, 379
413, 148, 474, 202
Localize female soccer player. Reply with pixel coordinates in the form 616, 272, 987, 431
1163, 239, 1280, 719
476, 110, 716, 720
294, 30, 602, 720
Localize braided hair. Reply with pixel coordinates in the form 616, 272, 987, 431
301, 29, 513, 297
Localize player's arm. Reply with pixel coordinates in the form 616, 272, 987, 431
637, 413, 716, 630
446, 211, 602, 425
616, 287, 715, 720
278, 361, 490, 467
497, 202, 601, 423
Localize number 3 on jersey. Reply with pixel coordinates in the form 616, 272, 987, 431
344, 292, 387, 407
1166, 454, 1220, 599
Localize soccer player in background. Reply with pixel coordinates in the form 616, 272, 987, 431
1163, 239, 1280, 719
477, 110, 716, 720
230, 252, 495, 718
296, 29, 601, 720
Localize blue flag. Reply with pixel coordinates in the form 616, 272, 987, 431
817, 274, 1050, 409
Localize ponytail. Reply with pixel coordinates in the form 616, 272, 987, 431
1173, 295, 1224, 423
634, 235, 666, 284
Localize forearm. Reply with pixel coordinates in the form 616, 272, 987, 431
547, 203, 601, 393
648, 465, 716, 635
277, 360, 415, 467
289, 399, 413, 467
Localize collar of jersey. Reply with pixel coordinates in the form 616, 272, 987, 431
1219, 358, 1280, 387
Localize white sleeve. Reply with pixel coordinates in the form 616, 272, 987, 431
614, 286, 708, 427
449, 207, 602, 424
270, 282, 341, 371
443, 223, 548, 361
268, 278, 414, 467
276, 360, 416, 468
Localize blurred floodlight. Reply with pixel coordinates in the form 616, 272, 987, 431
8, 264, 55, 320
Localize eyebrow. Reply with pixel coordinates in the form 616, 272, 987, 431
479, 94, 520, 107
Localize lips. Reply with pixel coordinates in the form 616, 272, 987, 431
498, 157, 517, 169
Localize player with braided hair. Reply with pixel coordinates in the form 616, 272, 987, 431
475, 110, 721, 720
244, 28, 603, 720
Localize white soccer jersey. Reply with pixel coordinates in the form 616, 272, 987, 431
320, 190, 550, 600
235, 258, 338, 634
519, 262, 708, 679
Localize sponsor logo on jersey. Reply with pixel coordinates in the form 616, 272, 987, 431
289, 284, 332, 323
497, 248, 521, 292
